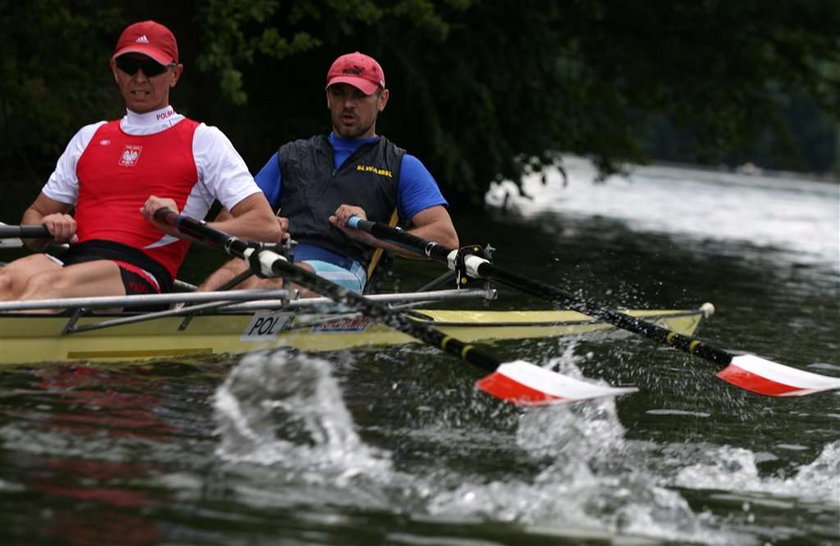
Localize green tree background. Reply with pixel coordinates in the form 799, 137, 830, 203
1, 0, 838, 213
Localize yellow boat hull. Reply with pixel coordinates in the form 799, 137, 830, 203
0, 307, 710, 365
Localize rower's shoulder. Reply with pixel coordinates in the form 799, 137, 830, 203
60, 121, 109, 154
284, 134, 327, 147
190, 122, 242, 152
75, 120, 109, 138
278, 134, 327, 155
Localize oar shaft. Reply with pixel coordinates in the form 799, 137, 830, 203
477, 261, 733, 366
348, 217, 734, 367
351, 218, 452, 261
0, 225, 51, 239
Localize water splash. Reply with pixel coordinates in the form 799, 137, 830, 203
516, 350, 627, 465
522, 377, 739, 542
671, 441, 840, 504
208, 345, 835, 544
671, 444, 762, 492
425, 357, 741, 543
213, 350, 391, 483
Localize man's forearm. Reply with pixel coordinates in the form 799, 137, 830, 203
210, 210, 283, 243
20, 206, 56, 252
209, 193, 284, 243
407, 223, 459, 251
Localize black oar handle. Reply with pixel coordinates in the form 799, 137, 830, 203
347, 217, 735, 368
347, 217, 452, 261
0, 225, 51, 239
153, 208, 252, 258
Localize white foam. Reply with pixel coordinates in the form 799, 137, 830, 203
487, 156, 840, 270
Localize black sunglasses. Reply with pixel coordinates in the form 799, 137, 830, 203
115, 56, 172, 77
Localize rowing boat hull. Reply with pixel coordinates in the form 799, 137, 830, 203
0, 306, 711, 365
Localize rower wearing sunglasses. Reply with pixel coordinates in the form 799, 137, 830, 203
0, 21, 281, 306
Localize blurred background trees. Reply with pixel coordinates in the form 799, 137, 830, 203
1, 0, 838, 210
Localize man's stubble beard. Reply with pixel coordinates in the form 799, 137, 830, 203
333, 114, 376, 139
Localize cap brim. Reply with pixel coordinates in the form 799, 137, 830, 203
326, 76, 380, 95
113, 46, 174, 66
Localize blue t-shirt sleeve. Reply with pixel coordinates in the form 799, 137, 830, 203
254, 152, 282, 209
397, 154, 448, 220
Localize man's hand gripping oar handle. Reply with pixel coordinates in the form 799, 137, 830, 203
346, 217, 840, 397
0, 224, 65, 250
155, 208, 637, 406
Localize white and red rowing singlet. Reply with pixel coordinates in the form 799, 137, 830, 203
42, 106, 261, 280
75, 117, 198, 278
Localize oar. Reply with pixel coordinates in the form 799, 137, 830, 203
0, 223, 196, 292
154, 209, 638, 406
0, 224, 51, 249
0, 224, 51, 239
347, 217, 840, 397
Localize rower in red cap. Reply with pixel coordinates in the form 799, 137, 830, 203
0, 21, 282, 306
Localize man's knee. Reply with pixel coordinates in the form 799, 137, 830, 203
0, 270, 12, 296
0, 255, 58, 299
199, 259, 249, 291
213, 259, 252, 282
18, 270, 65, 299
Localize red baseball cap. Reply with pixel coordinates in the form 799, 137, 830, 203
112, 20, 179, 65
326, 52, 385, 95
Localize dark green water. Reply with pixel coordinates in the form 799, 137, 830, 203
0, 165, 837, 545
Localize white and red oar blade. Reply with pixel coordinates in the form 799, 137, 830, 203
717, 354, 840, 397
476, 360, 638, 406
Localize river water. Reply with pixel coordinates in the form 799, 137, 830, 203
0, 158, 837, 545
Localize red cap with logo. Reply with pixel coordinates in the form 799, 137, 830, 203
113, 20, 179, 65
325, 52, 385, 95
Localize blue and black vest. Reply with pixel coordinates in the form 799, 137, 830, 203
278, 134, 403, 266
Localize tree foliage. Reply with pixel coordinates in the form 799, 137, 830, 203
1, 0, 838, 210
0, 2, 122, 175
